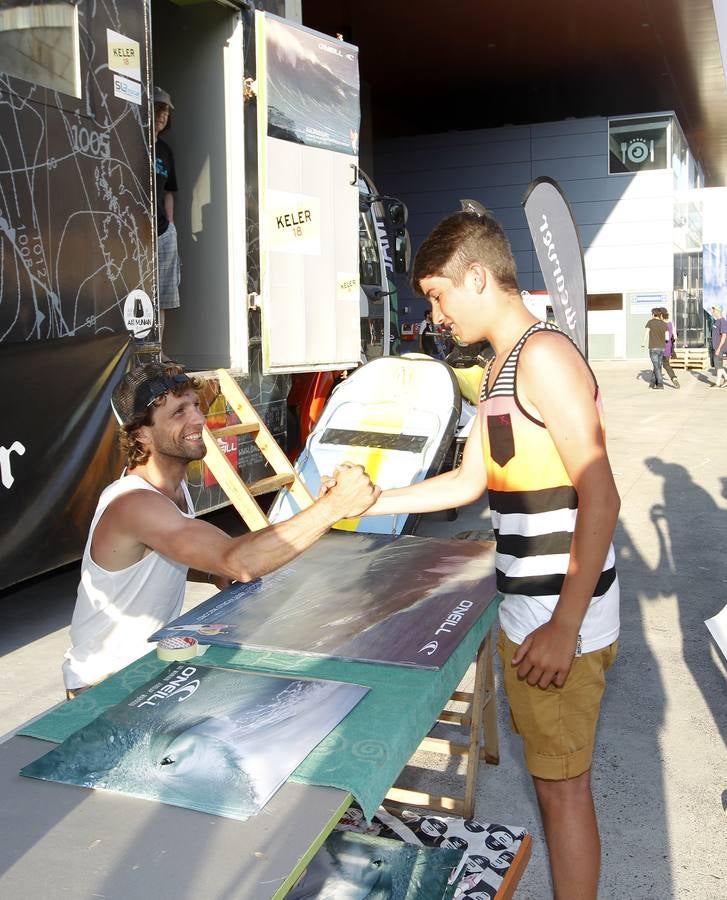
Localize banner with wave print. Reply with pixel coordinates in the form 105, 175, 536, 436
523, 177, 588, 358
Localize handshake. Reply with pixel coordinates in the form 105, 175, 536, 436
317, 462, 381, 520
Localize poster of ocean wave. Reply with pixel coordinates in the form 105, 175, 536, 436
21, 664, 368, 821
151, 533, 497, 670
264, 14, 359, 155
288, 831, 461, 900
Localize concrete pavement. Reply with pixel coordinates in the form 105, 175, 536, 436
1, 359, 726, 898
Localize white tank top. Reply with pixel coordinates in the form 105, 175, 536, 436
62, 474, 194, 690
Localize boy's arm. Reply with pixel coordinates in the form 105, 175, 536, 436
640, 326, 649, 349
511, 334, 621, 689
363, 411, 488, 517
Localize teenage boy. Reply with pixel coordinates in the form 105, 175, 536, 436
366, 210, 620, 900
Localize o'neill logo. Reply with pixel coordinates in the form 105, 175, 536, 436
539, 214, 577, 332
418, 599, 475, 655
137, 666, 201, 707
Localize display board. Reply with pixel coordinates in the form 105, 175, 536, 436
152, 533, 497, 670
22, 664, 367, 821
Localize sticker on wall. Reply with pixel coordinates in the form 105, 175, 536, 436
113, 73, 142, 105
123, 290, 154, 338
266, 191, 321, 255
630, 292, 666, 315
106, 29, 141, 82
337, 272, 360, 308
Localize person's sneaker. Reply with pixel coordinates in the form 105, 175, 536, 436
672, 378, 680, 389
654, 384, 664, 390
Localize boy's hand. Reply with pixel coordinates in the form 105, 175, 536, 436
511, 619, 580, 689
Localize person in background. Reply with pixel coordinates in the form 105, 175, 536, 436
709, 303, 727, 388
640, 307, 669, 390
418, 309, 439, 357
154, 86, 180, 354
658, 308, 679, 389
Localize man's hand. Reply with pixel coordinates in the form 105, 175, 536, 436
511, 619, 580, 689
317, 476, 337, 499
322, 463, 380, 519
211, 574, 234, 590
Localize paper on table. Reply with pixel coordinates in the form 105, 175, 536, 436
705, 602, 727, 662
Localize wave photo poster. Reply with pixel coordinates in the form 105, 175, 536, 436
21, 664, 368, 821
152, 533, 498, 670
288, 831, 462, 900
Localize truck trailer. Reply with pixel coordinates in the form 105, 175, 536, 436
0, 0, 406, 589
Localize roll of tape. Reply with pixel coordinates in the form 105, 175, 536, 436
157, 636, 199, 662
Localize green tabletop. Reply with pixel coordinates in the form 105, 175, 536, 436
21, 596, 501, 821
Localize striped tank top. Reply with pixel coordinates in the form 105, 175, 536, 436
479, 321, 619, 653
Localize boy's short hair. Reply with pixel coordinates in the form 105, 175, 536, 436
411, 210, 519, 295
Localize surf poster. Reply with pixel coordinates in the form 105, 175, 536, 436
21, 664, 367, 821
263, 15, 359, 156
334, 803, 530, 899
288, 830, 462, 900
151, 533, 497, 670
523, 176, 589, 358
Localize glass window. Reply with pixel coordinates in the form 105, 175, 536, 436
0, 1, 81, 98
608, 115, 670, 174
587, 294, 623, 311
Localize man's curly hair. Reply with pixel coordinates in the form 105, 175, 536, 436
119, 363, 205, 469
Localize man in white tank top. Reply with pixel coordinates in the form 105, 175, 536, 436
63, 363, 379, 696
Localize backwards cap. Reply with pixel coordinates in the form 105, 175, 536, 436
111, 363, 191, 429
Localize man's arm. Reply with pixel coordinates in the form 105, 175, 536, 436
640, 325, 649, 349
93, 464, 379, 582
717, 320, 727, 354
187, 568, 233, 590
164, 191, 174, 225
511, 333, 621, 688
364, 414, 488, 517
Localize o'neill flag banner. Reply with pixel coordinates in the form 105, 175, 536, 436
523, 177, 588, 358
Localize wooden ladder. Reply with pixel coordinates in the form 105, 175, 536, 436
201, 369, 314, 530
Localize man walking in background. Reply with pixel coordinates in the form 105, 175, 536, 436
709, 304, 727, 388
641, 307, 668, 389
659, 308, 679, 389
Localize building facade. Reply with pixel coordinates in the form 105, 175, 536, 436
374, 112, 705, 358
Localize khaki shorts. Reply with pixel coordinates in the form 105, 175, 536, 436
497, 630, 618, 781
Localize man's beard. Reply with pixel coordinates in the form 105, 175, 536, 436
152, 434, 207, 463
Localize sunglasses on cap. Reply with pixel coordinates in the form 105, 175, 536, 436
139, 373, 190, 408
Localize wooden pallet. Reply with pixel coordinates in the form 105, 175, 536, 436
670, 347, 710, 370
